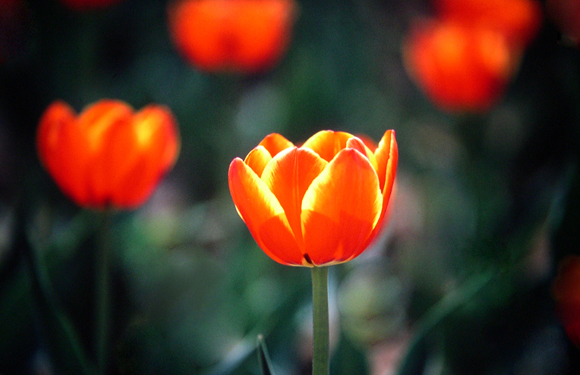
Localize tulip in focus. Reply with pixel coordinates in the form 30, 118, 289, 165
403, 20, 515, 112
553, 256, 580, 345
37, 100, 180, 209
229, 130, 398, 267
168, 0, 296, 73
57, 0, 125, 10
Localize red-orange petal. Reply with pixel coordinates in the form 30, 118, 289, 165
230, 0, 296, 72
261, 147, 327, 249
76, 100, 134, 205
229, 157, 304, 265
110, 105, 180, 208
302, 130, 356, 162
37, 101, 92, 206
244, 146, 273, 177
301, 148, 382, 266
257, 133, 294, 158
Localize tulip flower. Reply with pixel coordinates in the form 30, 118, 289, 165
434, 0, 543, 48
37, 99, 180, 209
403, 19, 515, 112
553, 256, 580, 345
229, 130, 397, 374
57, 0, 125, 10
168, 0, 296, 73
229, 130, 398, 267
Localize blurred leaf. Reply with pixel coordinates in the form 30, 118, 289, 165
22, 214, 96, 375
257, 334, 276, 375
396, 271, 495, 375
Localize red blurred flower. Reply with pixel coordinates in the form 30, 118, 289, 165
547, 0, 580, 46
168, 0, 296, 73
228, 130, 398, 267
403, 19, 515, 112
553, 256, 580, 345
37, 100, 180, 209
434, 0, 543, 48
57, 0, 125, 10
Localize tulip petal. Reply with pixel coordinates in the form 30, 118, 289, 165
301, 148, 382, 266
374, 130, 397, 191
363, 130, 398, 252
346, 136, 378, 172
261, 147, 327, 249
302, 130, 355, 162
258, 133, 294, 158
229, 158, 304, 265
231, 0, 295, 72
245, 146, 273, 177
111, 106, 180, 208
77, 100, 134, 206
37, 101, 92, 206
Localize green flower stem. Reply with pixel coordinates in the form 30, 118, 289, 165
95, 209, 112, 374
311, 266, 329, 375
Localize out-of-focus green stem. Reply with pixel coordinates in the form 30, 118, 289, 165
95, 209, 112, 374
311, 266, 329, 375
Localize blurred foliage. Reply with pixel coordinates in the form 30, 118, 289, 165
1, 0, 580, 374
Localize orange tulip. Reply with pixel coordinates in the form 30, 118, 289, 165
434, 0, 542, 48
37, 100, 180, 209
553, 256, 580, 345
228, 130, 398, 267
168, 0, 296, 73
57, 0, 125, 10
403, 19, 515, 112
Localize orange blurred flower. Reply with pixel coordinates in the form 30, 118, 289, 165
403, 19, 515, 112
434, 0, 543, 48
228, 130, 398, 267
37, 100, 180, 209
553, 256, 580, 345
57, 0, 125, 10
168, 0, 296, 73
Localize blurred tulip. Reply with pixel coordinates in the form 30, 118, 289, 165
434, 0, 543, 48
37, 99, 180, 209
547, 0, 580, 46
403, 19, 515, 112
553, 256, 580, 345
228, 130, 398, 267
168, 0, 296, 73
57, 0, 125, 10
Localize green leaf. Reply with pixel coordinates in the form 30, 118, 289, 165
257, 334, 276, 375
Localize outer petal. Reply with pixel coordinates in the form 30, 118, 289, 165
261, 147, 327, 250
229, 158, 304, 265
257, 133, 294, 158
301, 148, 382, 266
244, 146, 272, 177
374, 130, 397, 191
365, 130, 398, 251
301, 130, 355, 162
110, 105, 180, 208
37, 101, 92, 206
